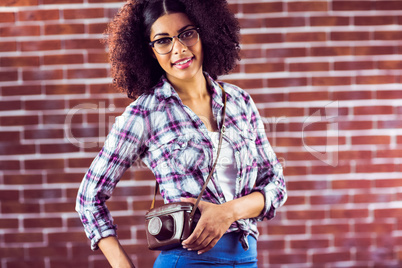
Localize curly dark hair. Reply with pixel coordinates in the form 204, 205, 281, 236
104, 0, 241, 99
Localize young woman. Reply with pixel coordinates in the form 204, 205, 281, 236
76, 0, 287, 267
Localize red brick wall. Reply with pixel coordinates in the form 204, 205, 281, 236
1, 0, 401, 267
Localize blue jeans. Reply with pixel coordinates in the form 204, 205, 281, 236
153, 232, 258, 267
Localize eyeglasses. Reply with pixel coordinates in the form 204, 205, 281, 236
149, 28, 200, 55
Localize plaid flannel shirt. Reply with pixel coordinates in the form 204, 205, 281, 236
76, 74, 287, 250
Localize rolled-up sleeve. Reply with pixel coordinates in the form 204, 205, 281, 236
248, 98, 287, 221
75, 104, 146, 250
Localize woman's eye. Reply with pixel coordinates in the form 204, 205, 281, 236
155, 38, 171, 45
181, 30, 194, 39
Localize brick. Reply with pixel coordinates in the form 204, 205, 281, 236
352, 135, 390, 145
67, 157, 94, 168
4, 232, 43, 243
330, 208, 369, 219
25, 99, 65, 110
1, 56, 40, 67
45, 23, 85, 35
1, 84, 42, 96
286, 32, 326, 42
24, 217, 63, 228
310, 194, 349, 205
67, 68, 108, 79
23, 69, 63, 81
357, 75, 398, 84
378, 60, 402, 70
0, 25, 40, 37
378, 120, 402, 129
28, 245, 68, 258
354, 193, 393, 204
222, 79, 263, 89
245, 62, 285, 73
311, 223, 350, 234
64, 38, 104, 49
354, 106, 393, 115
88, 52, 108, 63
0, 248, 24, 259
24, 128, 64, 140
0, 41, 17, 52
18, 9, 59, 21
290, 238, 330, 249
331, 31, 370, 41
287, 209, 326, 220
373, 1, 402, 10
3, 0, 38, 6
287, 179, 327, 191
63, 8, 104, 19
0, 70, 18, 82
269, 252, 307, 264
338, 150, 373, 159
45, 84, 86, 95
333, 1, 372, 11
311, 165, 351, 175
239, 49, 262, 59
0, 115, 39, 126
89, 22, 108, 34
0, 218, 19, 229
354, 45, 395, 56
24, 159, 65, 170
289, 91, 329, 102
310, 16, 350, 26
287, 1, 328, 12
356, 163, 397, 173
268, 224, 306, 235
40, 143, 80, 154
44, 54, 84, 65
374, 31, 402, 40
241, 33, 283, 44
355, 222, 394, 233
268, 77, 307, 87
289, 62, 329, 72
355, 16, 395, 25
4, 174, 42, 185
334, 235, 372, 248
333, 90, 373, 100
43, 0, 82, 4
243, 2, 283, 13
334, 61, 374, 70
376, 149, 402, 158
0, 131, 21, 142
45, 172, 83, 184
21, 40, 61, 51
250, 93, 285, 103
266, 47, 307, 58
311, 46, 351, 56
0, 12, 15, 23
312, 251, 351, 263
375, 179, 402, 188
332, 179, 371, 189
264, 17, 305, 28
0, 100, 21, 111
2, 201, 40, 214
312, 76, 352, 86
44, 201, 77, 213
0, 143, 35, 156
23, 188, 63, 199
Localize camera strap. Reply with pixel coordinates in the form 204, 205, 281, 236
150, 83, 227, 222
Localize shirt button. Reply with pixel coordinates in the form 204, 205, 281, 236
237, 177, 241, 181
274, 180, 280, 185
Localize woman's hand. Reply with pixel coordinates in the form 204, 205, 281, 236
180, 197, 235, 255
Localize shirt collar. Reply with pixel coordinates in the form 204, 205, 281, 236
153, 72, 227, 108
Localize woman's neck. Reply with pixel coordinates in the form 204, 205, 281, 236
167, 71, 209, 101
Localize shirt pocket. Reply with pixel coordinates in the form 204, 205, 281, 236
148, 134, 208, 175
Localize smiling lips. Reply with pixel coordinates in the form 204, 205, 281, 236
172, 57, 194, 69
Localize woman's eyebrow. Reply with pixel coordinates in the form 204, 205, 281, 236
152, 24, 195, 39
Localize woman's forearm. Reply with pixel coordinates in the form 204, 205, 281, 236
223, 191, 267, 222
98, 236, 135, 268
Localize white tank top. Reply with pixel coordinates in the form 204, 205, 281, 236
207, 131, 237, 201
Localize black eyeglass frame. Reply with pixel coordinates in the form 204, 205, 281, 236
149, 27, 200, 55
